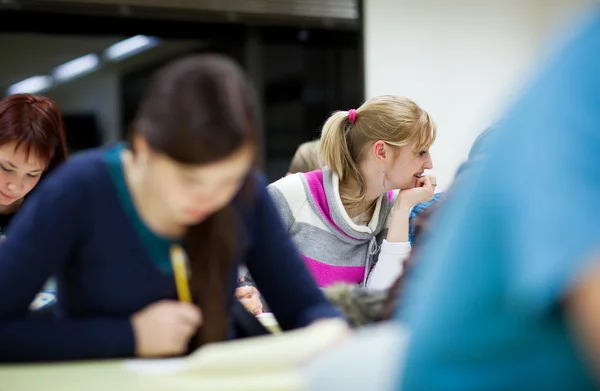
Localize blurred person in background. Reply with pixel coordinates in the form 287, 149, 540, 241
286, 139, 320, 176
398, 10, 600, 390
235, 275, 263, 316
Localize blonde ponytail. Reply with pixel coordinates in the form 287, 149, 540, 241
320, 110, 370, 213
319, 111, 358, 182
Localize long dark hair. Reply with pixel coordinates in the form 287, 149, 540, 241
131, 54, 258, 347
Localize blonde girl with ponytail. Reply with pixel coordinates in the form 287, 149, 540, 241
268, 95, 437, 290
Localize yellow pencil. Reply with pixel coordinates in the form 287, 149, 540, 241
170, 244, 192, 303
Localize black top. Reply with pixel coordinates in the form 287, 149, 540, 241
0, 212, 15, 236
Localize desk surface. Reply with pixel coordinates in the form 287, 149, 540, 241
0, 359, 302, 391
0, 361, 151, 391
0, 315, 305, 391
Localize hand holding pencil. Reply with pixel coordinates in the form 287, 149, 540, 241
129, 245, 201, 358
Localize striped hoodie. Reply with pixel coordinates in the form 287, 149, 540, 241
268, 167, 411, 289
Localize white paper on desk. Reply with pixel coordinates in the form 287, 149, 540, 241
122, 319, 348, 377
183, 318, 348, 375
123, 358, 188, 375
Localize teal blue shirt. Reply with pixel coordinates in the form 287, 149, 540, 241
105, 143, 178, 275
398, 10, 600, 391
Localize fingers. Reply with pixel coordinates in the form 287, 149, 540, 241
416, 175, 431, 189
420, 176, 435, 201
172, 303, 202, 345
173, 320, 198, 342
235, 286, 253, 298
174, 302, 203, 328
420, 175, 437, 191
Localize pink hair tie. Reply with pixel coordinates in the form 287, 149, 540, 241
348, 109, 357, 123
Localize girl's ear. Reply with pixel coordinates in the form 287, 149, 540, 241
372, 140, 387, 164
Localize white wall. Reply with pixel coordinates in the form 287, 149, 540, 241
365, 0, 596, 191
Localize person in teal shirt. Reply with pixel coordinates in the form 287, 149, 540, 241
398, 8, 600, 391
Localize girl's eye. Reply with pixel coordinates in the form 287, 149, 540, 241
1, 165, 41, 178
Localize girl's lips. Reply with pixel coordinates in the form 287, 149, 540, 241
0, 191, 17, 201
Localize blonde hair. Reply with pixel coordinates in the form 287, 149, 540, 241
288, 140, 321, 174
319, 95, 436, 211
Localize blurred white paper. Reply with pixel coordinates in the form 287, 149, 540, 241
123, 358, 187, 375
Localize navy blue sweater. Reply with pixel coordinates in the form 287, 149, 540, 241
0, 146, 340, 362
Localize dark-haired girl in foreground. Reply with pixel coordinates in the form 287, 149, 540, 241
0, 54, 341, 362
